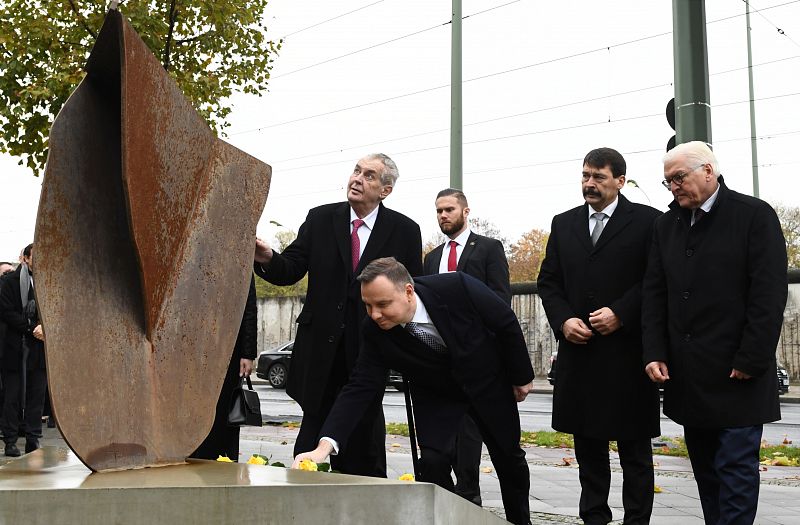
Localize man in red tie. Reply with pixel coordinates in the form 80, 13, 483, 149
254, 154, 422, 477
423, 188, 510, 506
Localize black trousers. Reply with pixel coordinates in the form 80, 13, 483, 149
294, 346, 387, 478
1, 367, 47, 443
684, 425, 762, 525
190, 352, 242, 461
452, 414, 483, 505
420, 408, 531, 525
573, 435, 654, 525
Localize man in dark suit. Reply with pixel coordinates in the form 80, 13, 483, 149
423, 188, 510, 505
642, 141, 787, 525
538, 147, 661, 524
1, 244, 46, 457
254, 154, 422, 477
293, 257, 534, 525
0, 261, 15, 438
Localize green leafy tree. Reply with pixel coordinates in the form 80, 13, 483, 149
773, 202, 800, 269
0, 0, 281, 174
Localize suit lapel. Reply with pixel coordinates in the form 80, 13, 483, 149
427, 243, 444, 274
357, 203, 394, 273
570, 204, 594, 253
334, 203, 351, 273
456, 232, 478, 271
415, 282, 457, 352
592, 194, 633, 252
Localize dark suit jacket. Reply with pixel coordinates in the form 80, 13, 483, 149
642, 178, 787, 428
423, 231, 511, 304
538, 194, 662, 440
0, 266, 45, 371
320, 272, 534, 453
255, 201, 422, 413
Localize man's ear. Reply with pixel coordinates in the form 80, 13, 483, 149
405, 282, 414, 300
380, 184, 393, 200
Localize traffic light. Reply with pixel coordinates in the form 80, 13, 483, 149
666, 98, 676, 151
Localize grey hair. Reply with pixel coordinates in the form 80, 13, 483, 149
364, 153, 399, 187
357, 257, 412, 290
663, 141, 720, 176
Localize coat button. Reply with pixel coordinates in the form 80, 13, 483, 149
340, 323, 346, 329
587, 294, 595, 300
327, 336, 335, 343
682, 291, 690, 299
684, 333, 691, 342
686, 249, 694, 257
337, 302, 343, 310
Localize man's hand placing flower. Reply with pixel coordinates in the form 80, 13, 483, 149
291, 440, 334, 470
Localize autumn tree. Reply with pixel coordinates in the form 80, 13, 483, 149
508, 228, 549, 282
0, 0, 280, 174
773, 202, 800, 268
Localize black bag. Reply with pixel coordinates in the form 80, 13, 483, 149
227, 376, 262, 427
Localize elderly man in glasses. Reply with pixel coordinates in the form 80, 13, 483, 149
642, 141, 788, 525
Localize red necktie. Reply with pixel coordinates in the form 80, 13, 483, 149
351, 219, 365, 272
447, 240, 458, 272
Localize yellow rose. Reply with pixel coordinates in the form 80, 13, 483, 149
398, 473, 415, 481
298, 459, 318, 471
247, 455, 267, 465
216, 455, 234, 462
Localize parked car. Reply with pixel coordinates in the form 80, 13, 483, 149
547, 350, 791, 395
256, 340, 293, 389
255, 339, 406, 390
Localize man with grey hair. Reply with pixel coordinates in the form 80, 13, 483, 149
292, 257, 534, 524
642, 141, 787, 524
254, 154, 422, 478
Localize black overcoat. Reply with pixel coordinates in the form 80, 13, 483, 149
538, 194, 662, 440
255, 202, 422, 413
642, 179, 787, 428
424, 231, 511, 304
0, 266, 45, 371
320, 273, 534, 453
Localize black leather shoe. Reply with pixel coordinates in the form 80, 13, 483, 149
24, 439, 40, 454
47, 417, 56, 429
4, 443, 21, 457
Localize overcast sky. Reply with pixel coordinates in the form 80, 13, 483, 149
1, 0, 799, 260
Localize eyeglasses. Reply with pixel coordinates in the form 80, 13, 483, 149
661, 164, 704, 190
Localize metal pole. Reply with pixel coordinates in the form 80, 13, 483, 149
672, 0, 713, 145
746, 2, 760, 197
402, 378, 420, 479
450, 0, 463, 190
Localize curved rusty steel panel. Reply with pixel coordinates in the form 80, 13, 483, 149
33, 9, 271, 472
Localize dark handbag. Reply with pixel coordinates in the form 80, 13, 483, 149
227, 376, 262, 427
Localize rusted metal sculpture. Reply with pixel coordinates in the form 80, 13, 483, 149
33, 9, 271, 472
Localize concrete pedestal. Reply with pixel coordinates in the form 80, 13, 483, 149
0, 447, 505, 524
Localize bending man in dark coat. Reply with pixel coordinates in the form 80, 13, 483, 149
254, 154, 423, 477
538, 147, 661, 524
643, 141, 788, 525
292, 257, 534, 525
423, 188, 510, 506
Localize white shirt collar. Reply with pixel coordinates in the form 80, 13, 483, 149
588, 196, 619, 220
350, 204, 380, 230
448, 226, 472, 247
404, 292, 431, 325
699, 182, 721, 213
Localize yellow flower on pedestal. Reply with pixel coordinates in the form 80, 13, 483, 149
298, 459, 318, 471
216, 455, 234, 462
247, 455, 267, 465
398, 473, 415, 481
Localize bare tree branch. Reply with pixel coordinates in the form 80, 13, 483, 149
175, 29, 215, 45
162, 0, 178, 71
67, 0, 98, 39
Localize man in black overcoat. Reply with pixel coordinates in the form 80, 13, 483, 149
642, 141, 788, 525
254, 154, 422, 477
538, 147, 661, 524
292, 257, 534, 525
1, 244, 46, 457
423, 188, 510, 505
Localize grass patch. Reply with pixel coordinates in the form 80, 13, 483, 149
520, 430, 574, 448
386, 422, 410, 436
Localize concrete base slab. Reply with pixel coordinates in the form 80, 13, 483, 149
0, 447, 505, 524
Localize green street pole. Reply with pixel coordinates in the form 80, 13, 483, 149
450, 0, 463, 190
746, 2, 760, 197
672, 0, 713, 145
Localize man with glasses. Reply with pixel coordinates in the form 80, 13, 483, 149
642, 141, 787, 524
538, 147, 662, 524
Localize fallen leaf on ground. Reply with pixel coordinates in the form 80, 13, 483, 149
390, 443, 402, 448
654, 485, 663, 493
480, 466, 493, 473
561, 457, 574, 466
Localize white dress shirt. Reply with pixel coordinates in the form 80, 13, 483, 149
437, 227, 472, 274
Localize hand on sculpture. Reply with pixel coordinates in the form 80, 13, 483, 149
291, 441, 334, 469
645, 361, 670, 383
730, 368, 752, 380
513, 381, 534, 402
588, 307, 621, 335
254, 237, 273, 265
240, 358, 254, 377
562, 317, 593, 344
32, 324, 45, 341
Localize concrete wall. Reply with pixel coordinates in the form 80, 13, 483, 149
256, 282, 800, 379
